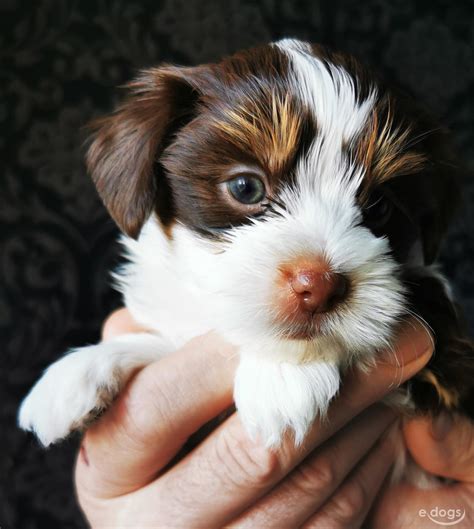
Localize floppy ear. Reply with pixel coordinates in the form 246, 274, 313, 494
406, 272, 474, 419
86, 65, 210, 238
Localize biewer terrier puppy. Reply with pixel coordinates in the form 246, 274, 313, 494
19, 40, 473, 471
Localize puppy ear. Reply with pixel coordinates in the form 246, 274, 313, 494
86, 65, 209, 238
407, 272, 474, 419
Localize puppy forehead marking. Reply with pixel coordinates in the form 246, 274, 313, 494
206, 39, 376, 200
276, 39, 376, 144
163, 39, 428, 236
275, 39, 426, 202
273, 39, 375, 204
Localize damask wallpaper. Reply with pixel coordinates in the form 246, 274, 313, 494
1, 1, 473, 527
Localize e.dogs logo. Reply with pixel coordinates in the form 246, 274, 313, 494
419, 507, 466, 526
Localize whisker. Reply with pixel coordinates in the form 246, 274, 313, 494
404, 307, 435, 358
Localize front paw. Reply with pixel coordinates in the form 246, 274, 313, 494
19, 343, 123, 446
234, 356, 341, 447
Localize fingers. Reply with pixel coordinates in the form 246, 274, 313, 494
129, 319, 432, 528
229, 404, 396, 528
75, 331, 238, 499
302, 426, 397, 529
403, 412, 474, 483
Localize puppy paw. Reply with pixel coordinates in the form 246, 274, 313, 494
19, 344, 121, 446
18, 333, 168, 446
234, 356, 341, 447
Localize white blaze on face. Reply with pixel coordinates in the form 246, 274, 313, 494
276, 39, 377, 143
162, 41, 407, 364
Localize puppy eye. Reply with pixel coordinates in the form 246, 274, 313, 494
363, 193, 393, 229
226, 175, 266, 205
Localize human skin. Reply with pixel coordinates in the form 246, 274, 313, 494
74, 308, 472, 528
367, 412, 474, 528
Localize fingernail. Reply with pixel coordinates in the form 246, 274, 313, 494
388, 318, 434, 366
431, 412, 453, 441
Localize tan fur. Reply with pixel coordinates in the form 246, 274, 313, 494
420, 369, 460, 409
214, 93, 303, 174
356, 101, 426, 200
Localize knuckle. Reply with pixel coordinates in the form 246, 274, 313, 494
291, 458, 338, 498
329, 480, 367, 523
212, 423, 280, 490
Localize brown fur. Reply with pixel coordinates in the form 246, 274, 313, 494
86, 65, 205, 237
212, 93, 304, 175
355, 98, 427, 203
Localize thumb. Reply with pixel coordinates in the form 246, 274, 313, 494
403, 412, 474, 482
101, 307, 148, 340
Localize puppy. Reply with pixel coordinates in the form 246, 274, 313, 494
19, 39, 473, 463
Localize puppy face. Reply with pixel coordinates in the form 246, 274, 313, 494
88, 39, 459, 363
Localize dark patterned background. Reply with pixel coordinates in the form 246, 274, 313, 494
1, 1, 473, 527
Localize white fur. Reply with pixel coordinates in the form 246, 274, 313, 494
235, 354, 340, 447
276, 39, 377, 143
19, 333, 173, 446
19, 38, 408, 447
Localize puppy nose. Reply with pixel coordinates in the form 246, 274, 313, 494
290, 269, 348, 313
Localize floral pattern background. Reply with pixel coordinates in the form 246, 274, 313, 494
1, 1, 473, 527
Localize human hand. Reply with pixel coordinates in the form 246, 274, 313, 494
368, 412, 474, 528
75, 309, 433, 528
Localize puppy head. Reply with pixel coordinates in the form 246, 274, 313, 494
88, 39, 460, 362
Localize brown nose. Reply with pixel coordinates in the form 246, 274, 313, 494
290, 269, 348, 313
